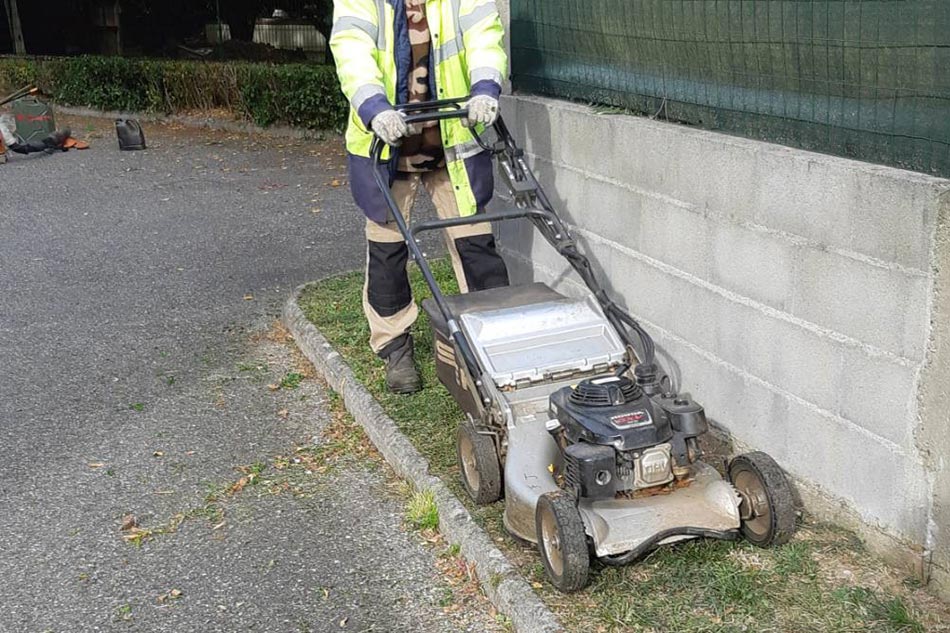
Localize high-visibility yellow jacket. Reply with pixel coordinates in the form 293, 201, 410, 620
330, 0, 506, 222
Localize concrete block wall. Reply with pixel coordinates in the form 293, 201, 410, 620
493, 94, 950, 587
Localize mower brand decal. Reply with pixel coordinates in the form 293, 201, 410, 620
610, 410, 651, 429
435, 340, 456, 366
435, 340, 469, 392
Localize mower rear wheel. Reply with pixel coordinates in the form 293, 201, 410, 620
729, 451, 796, 547
457, 422, 502, 505
536, 492, 589, 592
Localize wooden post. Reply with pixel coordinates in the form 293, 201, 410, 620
114, 0, 122, 56
3, 0, 26, 54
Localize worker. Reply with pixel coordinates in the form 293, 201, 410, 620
0, 114, 70, 162
331, 0, 510, 394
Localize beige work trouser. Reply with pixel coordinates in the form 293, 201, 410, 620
363, 168, 494, 354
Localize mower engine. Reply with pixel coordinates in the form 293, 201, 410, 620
547, 374, 708, 499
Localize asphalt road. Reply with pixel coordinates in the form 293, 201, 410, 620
0, 117, 491, 632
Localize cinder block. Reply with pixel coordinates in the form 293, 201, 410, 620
553, 108, 626, 180
507, 98, 553, 159
848, 171, 944, 272
635, 196, 713, 282
581, 178, 646, 249
780, 396, 929, 539
836, 348, 917, 446
751, 151, 854, 254
790, 247, 931, 361
709, 221, 796, 312
667, 136, 763, 224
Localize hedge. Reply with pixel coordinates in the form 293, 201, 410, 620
0, 56, 348, 131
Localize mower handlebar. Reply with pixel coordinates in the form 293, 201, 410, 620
369, 96, 476, 153
402, 108, 469, 126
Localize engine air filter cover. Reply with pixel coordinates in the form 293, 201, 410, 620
569, 376, 642, 407
550, 376, 672, 451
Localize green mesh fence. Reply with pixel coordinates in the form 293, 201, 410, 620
510, 0, 950, 178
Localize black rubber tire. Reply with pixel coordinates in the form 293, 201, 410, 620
729, 451, 796, 547
535, 492, 590, 592
456, 422, 502, 505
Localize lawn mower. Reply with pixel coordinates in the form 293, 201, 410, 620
370, 97, 796, 592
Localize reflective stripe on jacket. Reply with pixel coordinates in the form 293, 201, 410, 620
330, 0, 506, 222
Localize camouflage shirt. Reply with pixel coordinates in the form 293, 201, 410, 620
398, 0, 446, 172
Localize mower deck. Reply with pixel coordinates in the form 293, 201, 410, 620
579, 462, 740, 557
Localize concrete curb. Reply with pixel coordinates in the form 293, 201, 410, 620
282, 284, 563, 633
56, 106, 329, 140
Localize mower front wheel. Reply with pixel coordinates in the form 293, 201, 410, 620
536, 492, 590, 592
457, 422, 502, 505
729, 451, 796, 547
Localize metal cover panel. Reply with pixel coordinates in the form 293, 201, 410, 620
580, 462, 741, 557
459, 294, 625, 387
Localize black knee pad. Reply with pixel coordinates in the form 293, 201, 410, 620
367, 241, 413, 316
454, 234, 510, 292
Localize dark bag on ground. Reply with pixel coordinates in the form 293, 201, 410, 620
115, 119, 146, 151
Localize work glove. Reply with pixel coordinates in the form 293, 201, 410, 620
465, 95, 500, 127
371, 109, 409, 146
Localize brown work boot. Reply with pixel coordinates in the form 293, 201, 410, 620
380, 334, 422, 394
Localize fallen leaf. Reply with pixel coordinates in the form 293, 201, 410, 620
158, 588, 183, 604
229, 476, 249, 495
330, 179, 341, 187
120, 514, 137, 531
277, 408, 289, 419
267, 383, 280, 391
122, 526, 152, 544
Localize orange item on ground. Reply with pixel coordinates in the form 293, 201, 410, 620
63, 137, 89, 150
